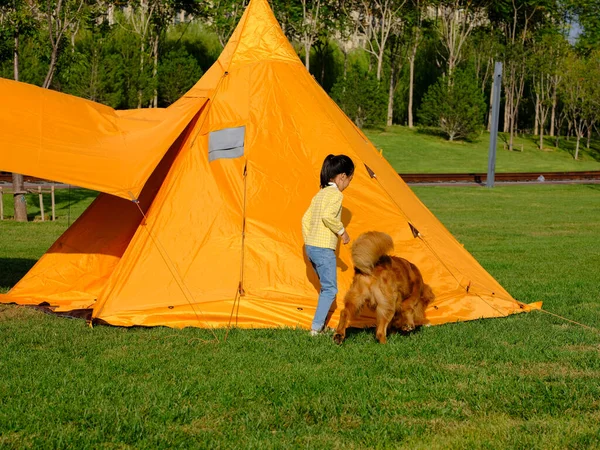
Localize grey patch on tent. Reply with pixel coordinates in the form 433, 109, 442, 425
208, 126, 245, 162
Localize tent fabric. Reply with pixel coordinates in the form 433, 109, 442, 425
0, 0, 541, 330
0, 77, 207, 199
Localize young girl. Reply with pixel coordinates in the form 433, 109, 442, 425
302, 154, 355, 335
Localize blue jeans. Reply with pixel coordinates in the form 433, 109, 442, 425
305, 245, 338, 331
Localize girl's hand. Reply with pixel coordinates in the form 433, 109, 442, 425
341, 231, 350, 245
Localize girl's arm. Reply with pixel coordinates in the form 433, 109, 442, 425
321, 193, 345, 236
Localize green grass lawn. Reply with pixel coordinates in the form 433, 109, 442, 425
1, 184, 599, 448
365, 126, 600, 173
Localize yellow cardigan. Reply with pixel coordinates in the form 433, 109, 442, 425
301, 183, 345, 250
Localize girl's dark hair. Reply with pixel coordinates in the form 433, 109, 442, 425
320, 154, 355, 188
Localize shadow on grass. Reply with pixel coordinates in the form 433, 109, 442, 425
416, 126, 449, 140
416, 126, 482, 144
531, 135, 600, 162
0, 258, 36, 290
583, 184, 600, 192
340, 324, 427, 343
50, 188, 98, 212
11, 188, 99, 222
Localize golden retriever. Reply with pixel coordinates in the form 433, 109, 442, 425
333, 231, 434, 344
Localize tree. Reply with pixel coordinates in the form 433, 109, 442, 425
569, 0, 600, 53
148, 0, 202, 107
489, 0, 555, 151
418, 69, 486, 140
0, 0, 35, 221
331, 62, 387, 127
203, 0, 249, 49
159, 46, 203, 105
348, 0, 407, 81
434, 0, 484, 80
406, 0, 427, 128
465, 28, 501, 130
299, 0, 324, 72
385, 29, 407, 126
560, 52, 589, 160
39, 0, 87, 89
529, 30, 569, 150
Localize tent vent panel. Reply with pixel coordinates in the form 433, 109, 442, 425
209, 126, 245, 161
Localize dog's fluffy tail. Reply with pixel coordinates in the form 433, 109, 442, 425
351, 231, 394, 274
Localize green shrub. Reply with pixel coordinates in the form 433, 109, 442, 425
158, 47, 203, 106
418, 70, 486, 141
331, 63, 387, 128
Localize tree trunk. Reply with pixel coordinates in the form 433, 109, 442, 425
11, 34, 27, 222
12, 173, 27, 222
304, 40, 310, 72
587, 126, 592, 149
550, 88, 557, 136
487, 77, 493, 131
152, 34, 159, 108
509, 115, 515, 151
533, 93, 539, 136
408, 44, 417, 128
138, 38, 145, 108
376, 49, 384, 81
539, 121, 544, 150
387, 66, 395, 127
574, 134, 580, 160
320, 43, 327, 86
503, 84, 510, 133
14, 34, 19, 81
42, 47, 59, 89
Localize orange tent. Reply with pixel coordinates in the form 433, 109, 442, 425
0, 0, 540, 329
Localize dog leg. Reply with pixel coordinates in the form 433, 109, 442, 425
375, 306, 394, 344
400, 306, 416, 333
333, 301, 359, 344
372, 287, 394, 344
333, 287, 365, 345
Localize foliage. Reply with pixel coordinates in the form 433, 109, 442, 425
0, 0, 599, 135
158, 46, 202, 105
418, 70, 486, 141
330, 63, 387, 128
570, 0, 600, 53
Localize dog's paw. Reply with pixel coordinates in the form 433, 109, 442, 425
333, 333, 345, 345
400, 324, 415, 333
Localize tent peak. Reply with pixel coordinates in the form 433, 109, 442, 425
217, 0, 301, 70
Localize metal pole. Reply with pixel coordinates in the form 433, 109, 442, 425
487, 61, 503, 188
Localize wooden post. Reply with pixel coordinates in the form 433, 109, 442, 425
51, 184, 56, 221
38, 186, 45, 221
0, 187, 3, 220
